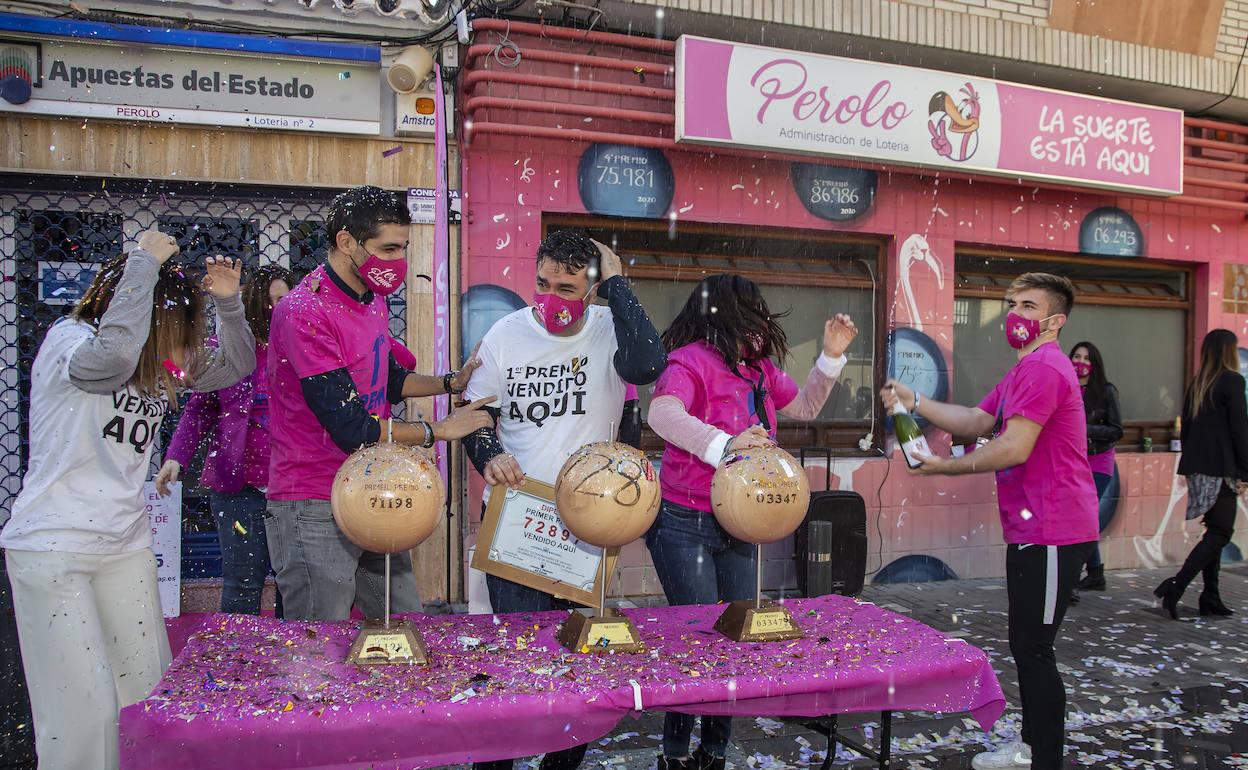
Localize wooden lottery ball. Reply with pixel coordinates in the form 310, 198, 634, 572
331, 443, 445, 554
554, 441, 661, 547
710, 445, 810, 544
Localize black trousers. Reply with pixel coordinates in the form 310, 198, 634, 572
1175, 484, 1238, 596
1007, 541, 1094, 770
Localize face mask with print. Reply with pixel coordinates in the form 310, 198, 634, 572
533, 289, 591, 333
1073, 360, 1092, 378
352, 245, 407, 296
1004, 311, 1056, 350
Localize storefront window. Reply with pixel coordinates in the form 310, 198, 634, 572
630, 278, 876, 420
543, 218, 882, 448
953, 253, 1189, 426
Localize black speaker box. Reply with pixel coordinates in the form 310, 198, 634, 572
795, 449, 868, 598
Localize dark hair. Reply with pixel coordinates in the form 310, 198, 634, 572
243, 264, 295, 343
325, 185, 412, 246
1008, 272, 1075, 317
1187, 328, 1240, 419
536, 228, 600, 278
1070, 340, 1109, 409
661, 274, 789, 367
74, 255, 203, 405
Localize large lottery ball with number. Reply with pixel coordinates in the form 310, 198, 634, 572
331, 443, 445, 554
554, 441, 661, 547
710, 445, 810, 544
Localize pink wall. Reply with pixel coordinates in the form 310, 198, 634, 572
458, 32, 1248, 593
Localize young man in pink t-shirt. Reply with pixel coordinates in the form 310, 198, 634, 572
266, 186, 493, 622
882, 273, 1098, 770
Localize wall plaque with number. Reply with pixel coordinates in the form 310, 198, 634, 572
1079, 206, 1143, 257
577, 143, 675, 219
471, 478, 617, 608
790, 163, 876, 221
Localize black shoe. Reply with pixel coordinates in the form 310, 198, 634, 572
1199, 593, 1234, 616
691, 748, 725, 770
657, 757, 692, 770
1069, 588, 1081, 605
1078, 573, 1106, 591
1154, 578, 1181, 620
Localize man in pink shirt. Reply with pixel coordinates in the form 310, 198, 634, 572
266, 186, 493, 622
882, 273, 1097, 770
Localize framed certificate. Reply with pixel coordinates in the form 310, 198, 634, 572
471, 478, 617, 608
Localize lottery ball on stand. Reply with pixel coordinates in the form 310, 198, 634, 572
710, 444, 810, 544
553, 441, 659, 654
710, 444, 811, 642
331, 442, 446, 554
554, 441, 661, 547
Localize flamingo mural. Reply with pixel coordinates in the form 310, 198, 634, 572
897, 234, 945, 331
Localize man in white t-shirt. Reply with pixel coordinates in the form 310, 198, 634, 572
462, 227, 666, 770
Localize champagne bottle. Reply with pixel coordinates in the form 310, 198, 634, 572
892, 401, 932, 470
1169, 417, 1182, 453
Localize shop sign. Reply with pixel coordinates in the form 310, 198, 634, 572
791, 163, 876, 221
395, 88, 455, 137
1078, 206, 1143, 257
1, 35, 380, 134
577, 143, 675, 218
676, 36, 1183, 197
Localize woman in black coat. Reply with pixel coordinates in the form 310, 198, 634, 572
1155, 329, 1248, 618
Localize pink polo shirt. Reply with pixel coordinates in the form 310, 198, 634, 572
654, 342, 799, 512
977, 342, 1099, 545
267, 265, 393, 501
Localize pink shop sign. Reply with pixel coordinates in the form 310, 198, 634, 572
675, 36, 1184, 197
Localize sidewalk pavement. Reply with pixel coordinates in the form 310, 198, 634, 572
481, 564, 1248, 770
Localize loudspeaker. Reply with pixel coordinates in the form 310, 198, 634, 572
794, 490, 868, 597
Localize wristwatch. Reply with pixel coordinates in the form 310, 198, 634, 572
912, 391, 922, 414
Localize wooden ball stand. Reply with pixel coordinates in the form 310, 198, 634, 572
714, 543, 804, 643
346, 552, 430, 665
556, 550, 644, 654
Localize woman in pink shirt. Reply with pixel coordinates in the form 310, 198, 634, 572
156, 265, 293, 614
644, 274, 857, 770
1070, 341, 1122, 594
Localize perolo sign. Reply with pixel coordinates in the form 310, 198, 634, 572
675, 36, 1183, 197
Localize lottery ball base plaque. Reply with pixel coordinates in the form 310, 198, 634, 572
557, 608, 644, 654
714, 599, 804, 643
346, 618, 429, 666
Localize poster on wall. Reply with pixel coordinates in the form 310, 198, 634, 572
1078, 207, 1144, 257
577, 143, 675, 218
888, 328, 949, 427
37, 261, 98, 305
790, 164, 876, 221
675, 36, 1184, 197
407, 188, 462, 225
145, 481, 181, 619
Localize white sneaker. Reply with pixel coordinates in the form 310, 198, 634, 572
971, 740, 1032, 769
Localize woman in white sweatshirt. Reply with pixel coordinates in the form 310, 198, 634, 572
0, 228, 255, 770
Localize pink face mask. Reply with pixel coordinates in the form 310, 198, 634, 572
1004, 311, 1055, 350
356, 252, 407, 296
533, 290, 590, 333
1073, 361, 1092, 378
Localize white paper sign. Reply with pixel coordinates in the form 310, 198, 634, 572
487, 487, 603, 591
407, 187, 462, 225
145, 482, 182, 618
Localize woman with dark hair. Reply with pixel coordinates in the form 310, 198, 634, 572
1155, 329, 1248, 618
156, 263, 294, 614
1070, 341, 1123, 594
1, 229, 254, 769
644, 274, 858, 770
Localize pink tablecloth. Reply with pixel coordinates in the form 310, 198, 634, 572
121, 596, 1004, 770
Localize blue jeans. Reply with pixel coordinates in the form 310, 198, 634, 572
645, 500, 757, 759
1085, 472, 1113, 570
210, 487, 273, 615
475, 574, 586, 770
